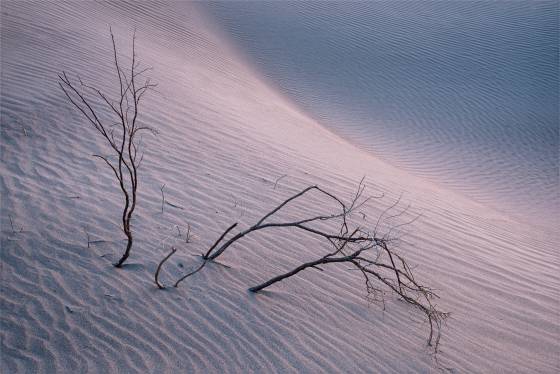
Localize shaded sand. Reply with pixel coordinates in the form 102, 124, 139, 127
1, 2, 559, 373
199, 1, 559, 228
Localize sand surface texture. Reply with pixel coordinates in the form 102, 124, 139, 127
2, 2, 558, 373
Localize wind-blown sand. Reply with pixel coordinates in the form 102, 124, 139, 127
1, 2, 558, 373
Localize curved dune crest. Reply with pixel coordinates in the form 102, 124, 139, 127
199, 1, 559, 228
1, 2, 558, 373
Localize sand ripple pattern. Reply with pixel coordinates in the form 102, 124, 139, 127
201, 1, 559, 227
1, 2, 559, 373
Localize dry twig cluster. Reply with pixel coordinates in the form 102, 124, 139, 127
161, 180, 448, 348
58, 30, 447, 353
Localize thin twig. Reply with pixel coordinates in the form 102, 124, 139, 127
8, 215, 22, 233
165, 201, 184, 210
273, 174, 287, 190
160, 184, 165, 213
83, 227, 91, 248
155, 247, 177, 289
174, 259, 208, 288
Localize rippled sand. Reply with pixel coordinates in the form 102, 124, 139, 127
202, 1, 559, 227
1, 2, 558, 373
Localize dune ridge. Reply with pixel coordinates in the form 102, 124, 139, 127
199, 1, 559, 228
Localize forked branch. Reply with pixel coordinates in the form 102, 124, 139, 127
58, 28, 157, 267
171, 179, 447, 350
249, 233, 448, 349
173, 179, 372, 286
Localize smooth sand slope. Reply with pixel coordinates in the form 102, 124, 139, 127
1, 2, 559, 373
200, 1, 560, 228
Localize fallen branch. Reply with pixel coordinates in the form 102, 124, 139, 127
173, 180, 371, 286
171, 179, 447, 350
249, 232, 448, 348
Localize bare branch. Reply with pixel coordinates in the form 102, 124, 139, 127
175, 182, 371, 285
203, 223, 238, 259
155, 247, 177, 289
168, 179, 446, 352
255, 185, 317, 227
92, 154, 120, 182
58, 29, 157, 268
249, 226, 448, 349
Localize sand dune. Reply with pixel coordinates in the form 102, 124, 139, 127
201, 1, 559, 227
1, 1, 558, 373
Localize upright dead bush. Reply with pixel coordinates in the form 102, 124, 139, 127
58, 29, 157, 267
